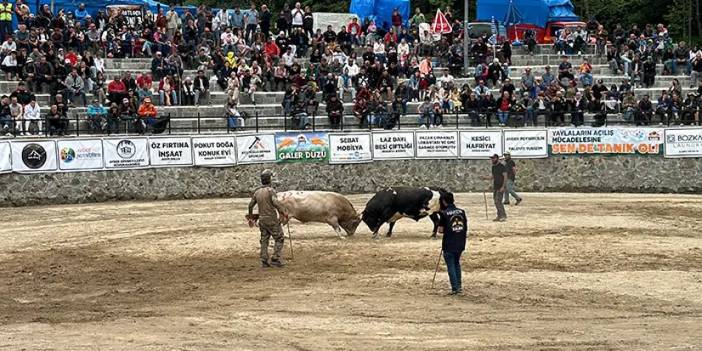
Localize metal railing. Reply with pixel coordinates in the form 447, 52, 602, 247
3, 106, 700, 139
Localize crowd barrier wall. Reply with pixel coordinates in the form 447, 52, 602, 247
1, 127, 701, 206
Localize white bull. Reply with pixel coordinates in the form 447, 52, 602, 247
276, 191, 362, 239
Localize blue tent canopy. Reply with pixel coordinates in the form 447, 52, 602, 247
503, 0, 524, 26
349, 0, 410, 29
477, 0, 578, 27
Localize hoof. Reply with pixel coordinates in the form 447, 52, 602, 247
385, 233, 393, 238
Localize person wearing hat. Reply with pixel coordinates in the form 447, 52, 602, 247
485, 154, 508, 221
502, 151, 522, 206
248, 169, 286, 268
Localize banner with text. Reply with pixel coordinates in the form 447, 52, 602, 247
503, 130, 548, 158
0, 142, 10, 173
459, 131, 503, 159
236, 134, 277, 164
664, 128, 702, 158
372, 131, 415, 160
57, 139, 104, 171
275, 132, 330, 163
329, 133, 373, 164
192, 136, 237, 166
148, 137, 194, 166
10, 140, 58, 172
103, 138, 150, 169
416, 131, 459, 159
549, 128, 664, 155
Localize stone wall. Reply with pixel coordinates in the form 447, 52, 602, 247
1, 156, 700, 206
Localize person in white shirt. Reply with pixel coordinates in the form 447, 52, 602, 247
281, 47, 295, 67
291, 2, 304, 29
1, 37, 16, 55
1, 50, 18, 80
23, 99, 41, 135
398, 38, 410, 63
373, 40, 386, 64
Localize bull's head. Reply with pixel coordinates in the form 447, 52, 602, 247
361, 210, 382, 234
340, 213, 362, 236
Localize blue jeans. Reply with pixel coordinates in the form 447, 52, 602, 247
498, 111, 509, 124
443, 251, 463, 292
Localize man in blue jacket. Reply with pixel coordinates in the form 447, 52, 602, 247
437, 192, 468, 295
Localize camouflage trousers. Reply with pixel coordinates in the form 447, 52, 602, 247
259, 221, 285, 262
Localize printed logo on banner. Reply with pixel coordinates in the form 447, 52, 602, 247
57, 139, 104, 170
415, 131, 459, 159
149, 138, 193, 166
329, 133, 372, 164
372, 132, 415, 160
664, 128, 702, 157
237, 134, 277, 164
22, 143, 47, 169
275, 132, 329, 163
548, 128, 664, 155
117, 140, 137, 159
459, 131, 503, 159
503, 130, 548, 158
192, 137, 237, 166
103, 138, 149, 169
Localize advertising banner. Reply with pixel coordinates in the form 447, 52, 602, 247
548, 128, 664, 155
503, 130, 548, 158
416, 131, 459, 159
459, 130, 503, 159
371, 131, 415, 160
0, 142, 10, 173
236, 134, 277, 164
192, 136, 237, 166
10, 140, 58, 172
103, 138, 149, 169
107, 5, 144, 29
148, 137, 193, 166
57, 139, 104, 171
664, 128, 702, 158
275, 132, 329, 163
328, 133, 373, 164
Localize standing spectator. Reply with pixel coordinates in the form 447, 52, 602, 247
260, 5, 272, 38
486, 154, 507, 222
502, 152, 522, 206
391, 9, 402, 35
303, 6, 314, 38
244, 4, 259, 43
290, 2, 304, 30
0, 0, 12, 41
690, 52, 702, 88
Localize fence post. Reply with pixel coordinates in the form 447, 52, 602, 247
284, 113, 288, 132
168, 113, 172, 134
76, 114, 80, 136
255, 110, 259, 133
312, 112, 316, 131
455, 110, 459, 129
341, 113, 344, 131
197, 113, 201, 134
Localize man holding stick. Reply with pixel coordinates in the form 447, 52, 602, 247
437, 192, 468, 295
247, 169, 286, 268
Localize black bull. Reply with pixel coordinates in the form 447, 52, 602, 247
361, 187, 449, 239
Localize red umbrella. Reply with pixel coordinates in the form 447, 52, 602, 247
431, 9, 452, 34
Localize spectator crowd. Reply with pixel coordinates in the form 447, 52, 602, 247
0, 1, 700, 137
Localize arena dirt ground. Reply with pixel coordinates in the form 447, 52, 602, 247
1, 193, 701, 350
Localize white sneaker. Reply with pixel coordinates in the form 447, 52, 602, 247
419, 125, 426, 129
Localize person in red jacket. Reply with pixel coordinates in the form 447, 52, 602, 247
107, 76, 127, 104
136, 72, 153, 90
347, 17, 362, 46
263, 37, 280, 59
391, 9, 403, 34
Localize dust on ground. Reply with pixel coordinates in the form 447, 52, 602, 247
1, 193, 701, 350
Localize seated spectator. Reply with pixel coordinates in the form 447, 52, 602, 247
23, 99, 41, 135
137, 72, 153, 90
225, 100, 245, 131
119, 97, 137, 132
193, 70, 210, 105
158, 75, 177, 106
569, 91, 587, 127
137, 96, 157, 134
107, 103, 121, 134
107, 76, 127, 104
636, 94, 653, 126
0, 95, 10, 135
495, 91, 512, 127
87, 99, 107, 133
417, 96, 433, 128
326, 94, 344, 129
46, 104, 68, 136
64, 68, 87, 107
8, 96, 23, 135
181, 77, 196, 106
353, 97, 369, 128
1, 50, 18, 80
